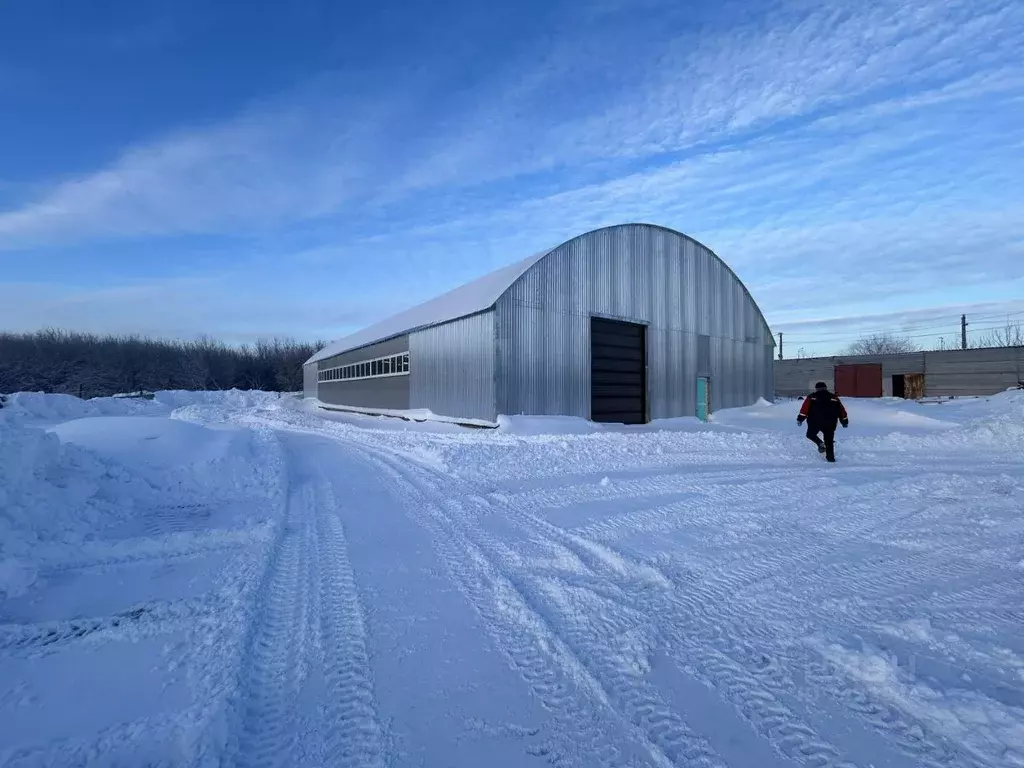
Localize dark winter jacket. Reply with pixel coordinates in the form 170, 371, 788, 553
798, 389, 849, 430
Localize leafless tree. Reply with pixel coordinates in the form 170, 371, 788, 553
932, 320, 1023, 351
976, 321, 1024, 348
845, 333, 919, 356
0, 329, 320, 398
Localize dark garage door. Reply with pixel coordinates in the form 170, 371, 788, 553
591, 317, 647, 424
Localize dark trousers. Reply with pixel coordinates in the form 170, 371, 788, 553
806, 424, 836, 461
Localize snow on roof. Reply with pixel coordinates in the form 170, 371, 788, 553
307, 249, 552, 365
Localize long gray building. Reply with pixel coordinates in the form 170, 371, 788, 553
775, 348, 1024, 399
304, 223, 775, 423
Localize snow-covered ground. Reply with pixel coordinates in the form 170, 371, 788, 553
2, 389, 1023, 767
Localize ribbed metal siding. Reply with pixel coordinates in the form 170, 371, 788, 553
317, 335, 409, 371
774, 348, 1023, 398
410, 311, 497, 421
318, 376, 410, 410
303, 363, 317, 399
920, 348, 1022, 396
495, 224, 773, 419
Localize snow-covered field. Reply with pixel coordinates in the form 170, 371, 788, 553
2, 389, 1023, 768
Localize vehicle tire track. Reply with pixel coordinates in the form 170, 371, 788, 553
0, 593, 233, 657
313, 478, 387, 768
228, 483, 314, 768
490, 491, 990, 768
349, 440, 730, 768
345, 445, 659, 767
507, 469, 813, 521
36, 526, 272, 574
466, 494, 862, 768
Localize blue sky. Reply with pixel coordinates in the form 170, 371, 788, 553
1, 0, 1022, 355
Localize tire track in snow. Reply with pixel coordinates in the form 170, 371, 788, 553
360, 442, 823, 765
484, 497, 989, 768
228, 483, 314, 768
506, 468, 810, 522
705, 542, 1012, 765
471, 494, 860, 768
351, 442, 720, 768
788, 549, 1013, 611
0, 712, 188, 768
289, 422, 1002, 767
313, 479, 387, 768
0, 594, 233, 656
354, 442, 737, 768
36, 526, 273, 574
227, 439, 388, 768
453, 497, 730, 768
558, 478, 837, 613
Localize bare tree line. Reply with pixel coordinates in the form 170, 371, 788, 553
843, 320, 1023, 356
0, 329, 324, 399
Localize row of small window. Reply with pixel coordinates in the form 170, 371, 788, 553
318, 352, 410, 383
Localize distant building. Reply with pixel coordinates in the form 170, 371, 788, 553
304, 223, 775, 423
775, 348, 1024, 399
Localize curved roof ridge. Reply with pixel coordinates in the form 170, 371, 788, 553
548, 222, 774, 343
306, 248, 552, 364
307, 222, 773, 366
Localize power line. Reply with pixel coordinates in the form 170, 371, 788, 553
786, 320, 1019, 347
783, 324, 955, 341
778, 310, 1024, 341
776, 318, 965, 339
965, 309, 1024, 324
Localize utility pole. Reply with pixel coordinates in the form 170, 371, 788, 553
778, 332, 783, 360
961, 314, 968, 350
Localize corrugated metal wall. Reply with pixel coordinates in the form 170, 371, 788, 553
318, 376, 410, 410
303, 363, 318, 399
775, 348, 1024, 398
495, 224, 774, 419
410, 311, 497, 421
307, 335, 411, 407
316, 335, 409, 370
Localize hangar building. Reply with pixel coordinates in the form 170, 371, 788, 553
303, 223, 775, 424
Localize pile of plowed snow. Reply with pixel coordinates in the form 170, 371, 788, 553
3, 387, 1022, 599
0, 390, 287, 598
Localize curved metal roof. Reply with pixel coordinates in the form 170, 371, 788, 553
307, 223, 771, 365
306, 248, 552, 364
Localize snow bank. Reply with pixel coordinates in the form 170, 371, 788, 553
0, 557, 37, 599
0, 390, 289, 599
496, 415, 603, 435
47, 416, 274, 502
2, 391, 168, 425
496, 414, 746, 435
314, 401, 496, 429
1, 389, 289, 428
847, 390, 1024, 455
154, 388, 288, 411
0, 414, 154, 597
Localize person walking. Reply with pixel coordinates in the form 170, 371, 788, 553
797, 381, 849, 462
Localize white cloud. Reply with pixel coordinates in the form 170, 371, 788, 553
3, 0, 1021, 251
0, 84, 394, 247
2, 0, 1023, 350
542, 0, 1024, 161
